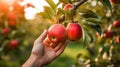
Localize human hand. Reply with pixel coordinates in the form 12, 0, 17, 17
22, 30, 68, 67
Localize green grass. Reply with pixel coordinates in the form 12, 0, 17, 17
45, 41, 89, 67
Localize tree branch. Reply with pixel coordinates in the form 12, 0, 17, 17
58, 0, 88, 23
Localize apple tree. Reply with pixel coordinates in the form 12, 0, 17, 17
37, 0, 120, 66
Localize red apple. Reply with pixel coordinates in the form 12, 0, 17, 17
116, 36, 120, 44
110, 0, 120, 4
48, 24, 67, 43
9, 12, 17, 20
66, 22, 82, 41
113, 20, 120, 28
2, 28, 10, 34
103, 31, 113, 38
9, 20, 16, 26
7, 39, 19, 49
63, 4, 74, 11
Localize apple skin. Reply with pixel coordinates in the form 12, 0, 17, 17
2, 28, 10, 34
7, 39, 19, 49
48, 24, 67, 43
113, 20, 120, 28
66, 22, 82, 41
63, 4, 74, 11
116, 36, 120, 44
103, 31, 113, 38
110, 0, 120, 4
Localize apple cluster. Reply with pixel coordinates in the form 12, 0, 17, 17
44, 4, 83, 47
1, 12, 19, 50
113, 20, 120, 44
8, 12, 17, 27
103, 20, 120, 44
47, 21, 82, 47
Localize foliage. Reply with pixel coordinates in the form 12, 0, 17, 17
38, 0, 120, 67
0, 0, 120, 67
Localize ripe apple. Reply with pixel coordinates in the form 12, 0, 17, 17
9, 12, 17, 20
48, 24, 67, 43
2, 28, 10, 34
7, 39, 19, 49
116, 36, 120, 44
9, 20, 16, 27
63, 4, 74, 11
113, 20, 120, 28
66, 22, 82, 41
110, 0, 120, 4
103, 31, 113, 38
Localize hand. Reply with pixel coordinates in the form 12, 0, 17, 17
22, 30, 68, 67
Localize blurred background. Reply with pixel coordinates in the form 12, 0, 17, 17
0, 0, 120, 67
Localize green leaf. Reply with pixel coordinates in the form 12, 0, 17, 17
91, 24, 102, 36
59, 0, 70, 3
78, 9, 99, 18
46, 0, 57, 13
85, 18, 102, 24
83, 29, 93, 48
103, 0, 112, 11
84, 22, 102, 36
56, 8, 65, 20
39, 12, 51, 19
99, 0, 112, 12
44, 6, 55, 17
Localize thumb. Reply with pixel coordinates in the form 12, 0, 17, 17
36, 30, 48, 42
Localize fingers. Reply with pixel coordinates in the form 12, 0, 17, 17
54, 40, 66, 52
50, 42, 58, 48
56, 39, 69, 56
36, 30, 48, 42
43, 37, 52, 47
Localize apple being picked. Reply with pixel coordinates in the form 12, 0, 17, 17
66, 22, 82, 41
6, 39, 19, 49
63, 4, 74, 11
48, 24, 67, 43
113, 20, 120, 28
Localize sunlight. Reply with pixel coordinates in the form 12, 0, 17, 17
21, 0, 59, 20
1, 0, 16, 5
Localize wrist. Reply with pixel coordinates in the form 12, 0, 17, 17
22, 54, 43, 67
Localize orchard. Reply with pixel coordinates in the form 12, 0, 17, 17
0, 0, 120, 67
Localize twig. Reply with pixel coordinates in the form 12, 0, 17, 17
58, 0, 88, 23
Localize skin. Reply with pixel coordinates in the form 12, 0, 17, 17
22, 30, 68, 67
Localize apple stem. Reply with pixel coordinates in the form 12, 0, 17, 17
58, 0, 88, 23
